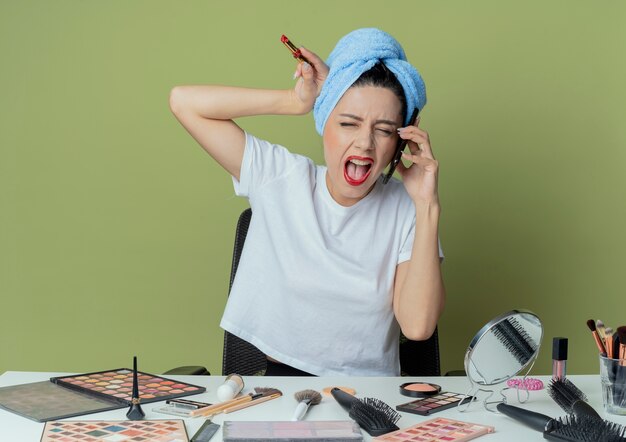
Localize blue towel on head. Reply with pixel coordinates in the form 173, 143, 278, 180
313, 28, 426, 136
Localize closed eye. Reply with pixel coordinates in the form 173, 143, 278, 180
340, 123, 356, 127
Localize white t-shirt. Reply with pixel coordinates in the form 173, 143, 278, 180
220, 132, 442, 376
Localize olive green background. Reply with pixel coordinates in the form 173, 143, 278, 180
1, 1, 625, 377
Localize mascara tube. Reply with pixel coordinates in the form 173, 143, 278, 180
552, 337, 568, 380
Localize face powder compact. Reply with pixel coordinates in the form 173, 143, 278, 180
399, 382, 442, 397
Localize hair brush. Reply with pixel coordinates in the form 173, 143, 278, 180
331, 387, 400, 436
497, 403, 626, 441
546, 414, 626, 441
492, 317, 538, 365
548, 378, 602, 420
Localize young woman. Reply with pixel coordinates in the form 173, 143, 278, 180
169, 28, 445, 376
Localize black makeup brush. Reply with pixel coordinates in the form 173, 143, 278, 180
291, 389, 322, 421
547, 378, 601, 420
497, 403, 626, 441
331, 387, 400, 436
617, 327, 626, 361
586, 319, 607, 356
126, 356, 145, 420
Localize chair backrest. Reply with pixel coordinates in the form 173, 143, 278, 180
222, 208, 441, 376
222, 208, 267, 376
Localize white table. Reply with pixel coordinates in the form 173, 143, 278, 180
0, 372, 623, 441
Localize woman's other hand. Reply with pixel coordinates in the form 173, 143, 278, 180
396, 117, 440, 206
291, 47, 329, 114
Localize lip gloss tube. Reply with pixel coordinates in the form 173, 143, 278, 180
552, 337, 568, 380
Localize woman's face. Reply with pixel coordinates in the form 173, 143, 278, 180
323, 85, 403, 206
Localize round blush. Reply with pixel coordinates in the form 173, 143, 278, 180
399, 382, 442, 397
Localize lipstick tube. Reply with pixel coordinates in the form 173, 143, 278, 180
552, 337, 568, 380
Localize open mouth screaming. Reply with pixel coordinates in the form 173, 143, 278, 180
343, 156, 373, 186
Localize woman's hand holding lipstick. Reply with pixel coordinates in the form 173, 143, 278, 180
290, 47, 329, 114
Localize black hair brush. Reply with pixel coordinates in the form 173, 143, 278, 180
548, 378, 602, 420
497, 403, 626, 441
331, 387, 400, 436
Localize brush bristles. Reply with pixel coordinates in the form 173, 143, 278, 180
492, 317, 537, 365
606, 327, 615, 337
349, 397, 400, 436
254, 387, 282, 397
294, 389, 322, 405
546, 414, 626, 441
616, 327, 626, 345
548, 379, 588, 413
586, 319, 597, 332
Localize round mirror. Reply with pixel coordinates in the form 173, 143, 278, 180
464, 309, 543, 386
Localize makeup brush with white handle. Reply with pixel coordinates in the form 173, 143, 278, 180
291, 389, 322, 421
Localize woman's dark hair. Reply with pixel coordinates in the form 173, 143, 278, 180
351, 62, 407, 123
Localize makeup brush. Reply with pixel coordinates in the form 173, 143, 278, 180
190, 386, 276, 417
547, 378, 602, 420
126, 356, 145, 420
587, 319, 607, 357
291, 389, 322, 421
597, 320, 608, 341
617, 327, 626, 363
606, 327, 615, 359
492, 317, 538, 365
331, 387, 400, 436
223, 387, 282, 413
614, 328, 622, 362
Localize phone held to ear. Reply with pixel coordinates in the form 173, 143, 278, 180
383, 107, 420, 185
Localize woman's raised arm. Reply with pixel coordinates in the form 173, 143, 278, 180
168, 47, 328, 181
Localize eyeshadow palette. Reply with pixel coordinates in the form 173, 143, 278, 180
40, 419, 189, 442
0, 381, 121, 422
222, 420, 363, 441
373, 418, 494, 442
52, 368, 204, 404
396, 392, 475, 416
0, 368, 206, 422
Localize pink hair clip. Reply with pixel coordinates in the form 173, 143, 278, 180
506, 377, 544, 391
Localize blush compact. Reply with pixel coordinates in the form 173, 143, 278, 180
399, 382, 442, 397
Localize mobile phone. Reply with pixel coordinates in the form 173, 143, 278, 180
382, 107, 420, 184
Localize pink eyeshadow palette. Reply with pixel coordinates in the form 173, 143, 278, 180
51, 368, 205, 405
396, 392, 475, 416
373, 418, 494, 442
41, 419, 189, 442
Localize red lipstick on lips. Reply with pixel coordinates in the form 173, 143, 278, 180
344, 155, 373, 186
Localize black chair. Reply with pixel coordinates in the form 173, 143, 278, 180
222, 208, 441, 377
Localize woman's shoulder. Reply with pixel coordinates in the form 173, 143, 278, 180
245, 131, 315, 165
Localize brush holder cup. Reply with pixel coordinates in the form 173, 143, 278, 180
599, 355, 626, 415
